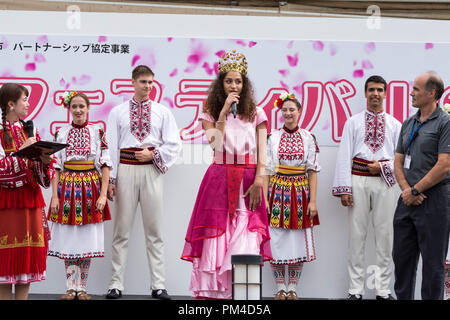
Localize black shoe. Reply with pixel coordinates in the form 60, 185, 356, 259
106, 288, 122, 299
347, 294, 362, 300
151, 289, 171, 300
376, 294, 396, 300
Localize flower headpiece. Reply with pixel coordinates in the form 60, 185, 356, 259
443, 103, 450, 114
218, 50, 248, 75
274, 92, 296, 108
60, 91, 78, 107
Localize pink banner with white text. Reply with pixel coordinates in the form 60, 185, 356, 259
1, 34, 449, 145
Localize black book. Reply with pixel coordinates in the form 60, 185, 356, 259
11, 141, 69, 159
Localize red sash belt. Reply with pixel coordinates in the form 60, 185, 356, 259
120, 147, 154, 165
351, 157, 379, 176
214, 153, 257, 217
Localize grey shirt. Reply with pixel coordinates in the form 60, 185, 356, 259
396, 105, 450, 186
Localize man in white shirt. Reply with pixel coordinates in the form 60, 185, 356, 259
105, 65, 182, 300
332, 75, 402, 300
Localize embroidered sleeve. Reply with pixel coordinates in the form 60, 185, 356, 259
332, 186, 353, 196
151, 108, 182, 174
310, 133, 320, 153
152, 149, 168, 174
379, 160, 397, 188
96, 126, 113, 170
99, 128, 108, 150
0, 155, 31, 188
305, 132, 321, 172
31, 130, 52, 188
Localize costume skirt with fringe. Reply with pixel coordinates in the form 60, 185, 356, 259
0, 207, 48, 284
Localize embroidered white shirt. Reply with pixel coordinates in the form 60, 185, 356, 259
106, 98, 182, 181
332, 109, 402, 196
53, 122, 113, 174
267, 126, 321, 175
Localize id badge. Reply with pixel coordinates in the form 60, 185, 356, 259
404, 155, 411, 169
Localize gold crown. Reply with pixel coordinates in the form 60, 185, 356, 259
218, 50, 248, 75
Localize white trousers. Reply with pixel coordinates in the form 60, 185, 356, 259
348, 175, 400, 296
109, 164, 165, 291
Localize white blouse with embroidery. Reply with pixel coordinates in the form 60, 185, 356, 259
266, 126, 321, 175
106, 98, 182, 181
54, 121, 113, 173
332, 109, 402, 196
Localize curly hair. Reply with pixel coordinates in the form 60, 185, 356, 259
203, 71, 256, 122
0, 83, 29, 143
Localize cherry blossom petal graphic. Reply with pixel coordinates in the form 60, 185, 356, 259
216, 50, 226, 58
361, 60, 373, 69
187, 54, 201, 64
293, 85, 303, 96
278, 69, 289, 77
280, 81, 290, 91
25, 63, 36, 72
425, 43, 434, 50
248, 41, 257, 47
163, 97, 174, 108
312, 41, 324, 51
131, 54, 141, 67
364, 42, 376, 54
36, 35, 48, 45
329, 43, 337, 56
287, 53, 299, 67
34, 53, 46, 63
98, 36, 107, 43
169, 68, 178, 77
353, 69, 364, 78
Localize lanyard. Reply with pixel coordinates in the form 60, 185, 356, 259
407, 119, 423, 155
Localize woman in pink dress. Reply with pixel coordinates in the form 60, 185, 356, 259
181, 50, 272, 300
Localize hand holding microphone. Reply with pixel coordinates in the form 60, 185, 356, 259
231, 102, 237, 119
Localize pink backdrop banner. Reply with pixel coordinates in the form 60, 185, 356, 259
1, 35, 449, 145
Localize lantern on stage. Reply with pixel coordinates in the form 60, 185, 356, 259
231, 254, 263, 300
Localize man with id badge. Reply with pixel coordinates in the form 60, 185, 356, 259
393, 71, 450, 300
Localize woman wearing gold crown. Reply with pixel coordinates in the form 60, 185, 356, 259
0, 83, 52, 300
263, 93, 320, 300
181, 50, 272, 299
48, 91, 112, 300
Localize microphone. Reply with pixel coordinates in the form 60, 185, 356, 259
25, 120, 34, 138
231, 102, 237, 119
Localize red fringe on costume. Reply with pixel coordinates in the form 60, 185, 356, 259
0, 244, 48, 277
0, 184, 46, 210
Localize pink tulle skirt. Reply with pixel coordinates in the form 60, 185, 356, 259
190, 207, 263, 299
182, 163, 271, 299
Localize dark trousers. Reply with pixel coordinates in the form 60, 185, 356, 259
393, 183, 450, 300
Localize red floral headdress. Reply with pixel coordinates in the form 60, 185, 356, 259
274, 92, 296, 108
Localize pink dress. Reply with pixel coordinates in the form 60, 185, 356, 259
181, 107, 272, 299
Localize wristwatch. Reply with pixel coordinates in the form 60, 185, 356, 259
411, 186, 420, 196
